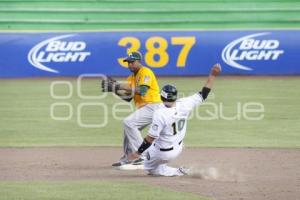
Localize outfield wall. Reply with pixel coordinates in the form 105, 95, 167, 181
0, 30, 299, 77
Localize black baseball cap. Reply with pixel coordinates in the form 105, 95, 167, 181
123, 52, 142, 62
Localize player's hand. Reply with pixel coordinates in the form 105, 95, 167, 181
210, 63, 222, 76
127, 152, 140, 161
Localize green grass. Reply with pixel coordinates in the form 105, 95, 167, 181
0, 181, 208, 200
0, 77, 300, 148
0, 0, 299, 30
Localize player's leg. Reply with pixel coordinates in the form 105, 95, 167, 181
145, 145, 185, 176
150, 164, 185, 176
112, 112, 145, 166
123, 103, 163, 154
112, 103, 161, 166
123, 108, 150, 152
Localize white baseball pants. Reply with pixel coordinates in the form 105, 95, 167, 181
144, 142, 183, 176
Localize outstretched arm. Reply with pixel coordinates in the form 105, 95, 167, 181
200, 63, 222, 100
204, 63, 222, 89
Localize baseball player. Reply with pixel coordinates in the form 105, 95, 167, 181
101, 51, 162, 167
128, 63, 221, 176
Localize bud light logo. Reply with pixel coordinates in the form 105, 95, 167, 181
28, 34, 91, 73
221, 32, 284, 71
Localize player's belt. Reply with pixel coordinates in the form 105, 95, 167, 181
160, 147, 173, 151
154, 140, 182, 152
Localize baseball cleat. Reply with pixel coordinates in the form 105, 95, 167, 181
112, 160, 131, 167
178, 167, 190, 176
132, 157, 144, 165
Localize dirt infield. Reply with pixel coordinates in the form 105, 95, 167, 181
0, 147, 299, 200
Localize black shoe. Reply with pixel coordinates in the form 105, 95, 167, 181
112, 160, 131, 167
112, 161, 122, 167
178, 167, 190, 175
132, 157, 144, 165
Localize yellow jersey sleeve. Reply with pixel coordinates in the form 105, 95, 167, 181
136, 68, 153, 87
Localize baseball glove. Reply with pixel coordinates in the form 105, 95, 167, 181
101, 76, 133, 102
101, 76, 120, 92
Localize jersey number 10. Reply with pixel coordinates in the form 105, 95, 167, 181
172, 119, 186, 135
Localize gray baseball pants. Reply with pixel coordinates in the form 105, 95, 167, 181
121, 103, 162, 161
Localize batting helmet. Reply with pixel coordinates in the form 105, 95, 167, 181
160, 84, 177, 102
